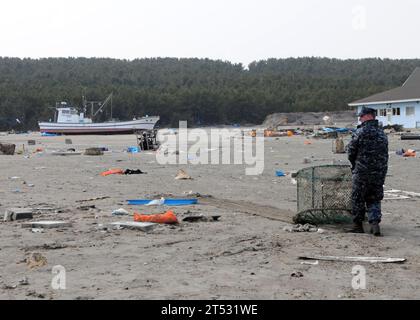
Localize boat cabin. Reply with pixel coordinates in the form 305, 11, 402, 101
56, 102, 92, 124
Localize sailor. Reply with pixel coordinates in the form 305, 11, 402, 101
346, 107, 389, 236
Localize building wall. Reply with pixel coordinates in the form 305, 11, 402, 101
356, 101, 420, 128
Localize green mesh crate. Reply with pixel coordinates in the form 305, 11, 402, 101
294, 165, 353, 225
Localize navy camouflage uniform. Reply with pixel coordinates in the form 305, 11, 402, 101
347, 119, 389, 224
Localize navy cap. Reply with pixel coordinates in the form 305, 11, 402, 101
358, 107, 376, 117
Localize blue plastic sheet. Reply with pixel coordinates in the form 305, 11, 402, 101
322, 127, 349, 133
127, 146, 140, 153
127, 199, 198, 206
276, 170, 286, 177
41, 132, 61, 136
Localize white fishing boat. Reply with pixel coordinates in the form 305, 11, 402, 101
38, 94, 159, 134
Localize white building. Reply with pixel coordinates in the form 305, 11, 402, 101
349, 67, 420, 128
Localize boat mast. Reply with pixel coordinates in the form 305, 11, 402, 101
93, 93, 113, 118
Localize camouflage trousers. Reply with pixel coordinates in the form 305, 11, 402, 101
351, 174, 384, 224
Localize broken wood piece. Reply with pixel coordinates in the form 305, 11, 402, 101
76, 196, 110, 203
301, 260, 319, 266
4, 208, 34, 221
299, 255, 406, 264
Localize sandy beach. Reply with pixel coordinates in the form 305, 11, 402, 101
1, 129, 420, 300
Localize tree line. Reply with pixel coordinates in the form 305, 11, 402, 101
0, 57, 419, 130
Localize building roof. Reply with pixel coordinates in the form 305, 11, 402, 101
349, 67, 420, 106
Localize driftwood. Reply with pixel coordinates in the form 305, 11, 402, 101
299, 255, 406, 264
75, 196, 110, 203
0, 143, 16, 155
401, 134, 420, 140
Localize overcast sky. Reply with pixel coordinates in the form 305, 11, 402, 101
0, 0, 419, 65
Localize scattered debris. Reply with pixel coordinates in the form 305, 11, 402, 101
175, 169, 192, 180
2, 284, 17, 290
134, 210, 179, 224
124, 169, 146, 175
31, 228, 44, 233
291, 271, 304, 278
28, 140, 36, 145
303, 157, 312, 164
26, 290, 46, 299
404, 149, 416, 157
26, 252, 48, 269
384, 124, 404, 132
107, 221, 157, 232
384, 189, 420, 200
41, 132, 60, 136
112, 208, 130, 216
333, 137, 345, 154
101, 168, 124, 176
275, 170, 286, 177
283, 224, 319, 233
127, 146, 140, 153
65, 139, 73, 144
52, 151, 82, 156
183, 215, 221, 222
128, 198, 198, 206
145, 197, 165, 206
77, 205, 96, 211
401, 134, 420, 140
84, 148, 104, 156
0, 143, 16, 155
76, 196, 110, 203
18, 276, 29, 286
21, 221, 72, 229
299, 255, 406, 264
301, 260, 319, 266
4, 208, 34, 222
135, 129, 160, 151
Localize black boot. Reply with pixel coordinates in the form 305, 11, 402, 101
345, 222, 364, 233
370, 222, 381, 236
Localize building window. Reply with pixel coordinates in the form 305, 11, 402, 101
379, 109, 386, 116
393, 108, 401, 116
406, 106, 415, 116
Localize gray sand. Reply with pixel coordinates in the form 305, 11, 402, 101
1, 130, 420, 300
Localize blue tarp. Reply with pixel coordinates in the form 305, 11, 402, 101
41, 132, 61, 136
276, 170, 286, 177
127, 199, 198, 206
322, 127, 350, 133
127, 146, 140, 153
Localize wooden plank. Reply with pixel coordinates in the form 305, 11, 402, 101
299, 255, 406, 263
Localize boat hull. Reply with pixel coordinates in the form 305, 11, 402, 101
38, 117, 159, 135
